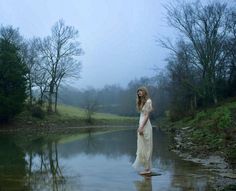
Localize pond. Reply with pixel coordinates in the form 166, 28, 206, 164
0, 127, 216, 191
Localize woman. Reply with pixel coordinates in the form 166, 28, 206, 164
132, 86, 153, 175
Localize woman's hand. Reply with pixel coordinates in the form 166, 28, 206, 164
137, 127, 144, 135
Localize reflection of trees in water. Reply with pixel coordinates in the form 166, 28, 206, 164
0, 135, 29, 191
152, 130, 213, 190
58, 129, 137, 159
154, 129, 213, 190
24, 138, 78, 191
0, 128, 214, 191
152, 128, 175, 169
57, 128, 179, 168
168, 156, 213, 190
73, 128, 212, 191
170, 174, 210, 191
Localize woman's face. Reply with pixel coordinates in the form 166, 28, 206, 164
137, 90, 144, 97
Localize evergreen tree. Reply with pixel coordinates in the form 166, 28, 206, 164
0, 39, 27, 122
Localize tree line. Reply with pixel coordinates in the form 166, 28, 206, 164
0, 1, 235, 123
58, 1, 236, 121
0, 20, 83, 122
58, 76, 168, 120
160, 1, 236, 120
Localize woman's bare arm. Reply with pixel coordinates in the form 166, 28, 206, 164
138, 112, 149, 135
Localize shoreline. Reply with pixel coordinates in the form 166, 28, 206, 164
0, 123, 137, 134
168, 126, 236, 191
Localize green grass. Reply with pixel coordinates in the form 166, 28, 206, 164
57, 104, 134, 120
187, 100, 236, 150
15, 103, 137, 127
58, 104, 137, 125
160, 98, 236, 161
57, 104, 86, 118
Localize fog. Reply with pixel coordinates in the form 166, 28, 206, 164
1, 0, 234, 88
0, 0, 175, 88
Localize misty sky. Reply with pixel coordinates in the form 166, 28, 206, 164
2, 0, 232, 89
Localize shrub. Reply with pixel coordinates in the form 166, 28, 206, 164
31, 105, 45, 119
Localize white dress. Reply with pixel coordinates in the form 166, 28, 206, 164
132, 99, 153, 171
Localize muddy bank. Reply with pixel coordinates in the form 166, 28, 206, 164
168, 126, 236, 191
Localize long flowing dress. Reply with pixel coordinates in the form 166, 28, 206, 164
132, 98, 153, 171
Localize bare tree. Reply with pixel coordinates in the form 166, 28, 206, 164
21, 38, 40, 106
54, 57, 82, 112
164, 1, 230, 105
38, 19, 83, 112
34, 60, 50, 105
225, 10, 236, 96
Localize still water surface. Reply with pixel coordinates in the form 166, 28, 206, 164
0, 127, 216, 191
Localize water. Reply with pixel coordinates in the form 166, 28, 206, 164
0, 127, 215, 191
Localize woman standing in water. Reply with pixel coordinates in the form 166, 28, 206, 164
132, 86, 153, 175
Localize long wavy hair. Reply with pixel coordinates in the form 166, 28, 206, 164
136, 86, 149, 111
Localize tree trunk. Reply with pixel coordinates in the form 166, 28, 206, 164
47, 82, 54, 113
28, 77, 33, 106
54, 85, 59, 113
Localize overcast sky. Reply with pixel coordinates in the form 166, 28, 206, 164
1, 0, 233, 89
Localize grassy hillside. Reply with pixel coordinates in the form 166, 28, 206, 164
13, 104, 137, 128
160, 98, 236, 165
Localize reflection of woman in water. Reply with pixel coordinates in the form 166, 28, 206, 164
134, 177, 152, 191
132, 86, 153, 175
